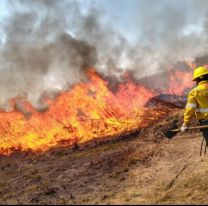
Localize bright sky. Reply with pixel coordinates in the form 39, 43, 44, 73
0, 0, 8, 18
95, 0, 138, 43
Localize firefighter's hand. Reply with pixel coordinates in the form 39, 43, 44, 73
180, 124, 188, 132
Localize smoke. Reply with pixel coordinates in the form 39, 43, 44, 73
123, 0, 208, 77
1, 0, 208, 109
0, 0, 132, 109
0, 0, 101, 108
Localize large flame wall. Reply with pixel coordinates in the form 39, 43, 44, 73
0, 68, 194, 155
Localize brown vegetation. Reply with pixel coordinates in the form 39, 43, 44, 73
0, 109, 207, 205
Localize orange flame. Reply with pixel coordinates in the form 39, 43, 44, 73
168, 69, 194, 95
0, 68, 193, 155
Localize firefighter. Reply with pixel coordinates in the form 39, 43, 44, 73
181, 66, 208, 145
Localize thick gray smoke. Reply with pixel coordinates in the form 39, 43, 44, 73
1, 0, 208, 109
126, 0, 208, 77
0, 0, 128, 109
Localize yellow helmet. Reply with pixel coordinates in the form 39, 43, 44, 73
193, 66, 208, 81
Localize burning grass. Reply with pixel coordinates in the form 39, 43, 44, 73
0, 67, 194, 155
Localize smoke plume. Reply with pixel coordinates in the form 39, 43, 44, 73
1, 0, 208, 109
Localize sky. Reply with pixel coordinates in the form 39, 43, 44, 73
94, 0, 139, 42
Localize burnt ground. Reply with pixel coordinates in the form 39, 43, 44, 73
1, 109, 208, 205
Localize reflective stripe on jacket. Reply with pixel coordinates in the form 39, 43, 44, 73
184, 80, 208, 125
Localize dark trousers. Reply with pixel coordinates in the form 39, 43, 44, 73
199, 120, 208, 145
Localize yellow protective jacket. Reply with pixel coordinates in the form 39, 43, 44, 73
184, 80, 208, 125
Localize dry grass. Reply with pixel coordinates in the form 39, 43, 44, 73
0, 110, 208, 204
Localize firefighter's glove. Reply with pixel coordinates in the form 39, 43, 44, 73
180, 124, 188, 132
